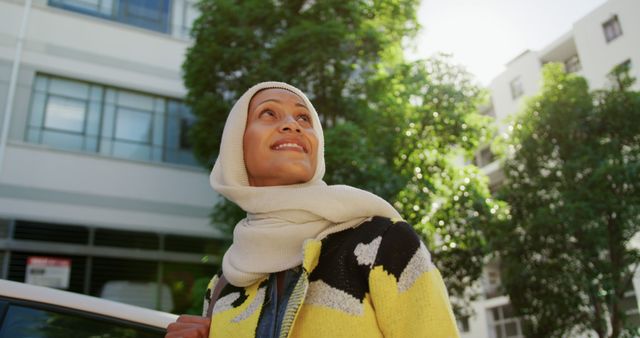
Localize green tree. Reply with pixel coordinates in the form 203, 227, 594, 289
183, 0, 503, 317
184, 0, 419, 167
373, 56, 503, 314
184, 0, 420, 234
495, 63, 640, 337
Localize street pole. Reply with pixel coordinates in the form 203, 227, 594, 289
0, 0, 33, 178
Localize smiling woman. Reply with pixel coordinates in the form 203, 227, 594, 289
243, 88, 319, 187
165, 82, 459, 338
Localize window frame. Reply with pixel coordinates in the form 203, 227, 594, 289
178, 0, 199, 38
27, 76, 100, 152
25, 73, 198, 167
42, 94, 89, 134
473, 146, 496, 168
48, 0, 171, 34
488, 304, 524, 338
602, 15, 623, 43
164, 99, 198, 166
510, 76, 524, 100
456, 315, 470, 333
564, 55, 582, 73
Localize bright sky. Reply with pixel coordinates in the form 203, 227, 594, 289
408, 0, 608, 85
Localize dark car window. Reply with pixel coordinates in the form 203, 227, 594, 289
0, 302, 165, 338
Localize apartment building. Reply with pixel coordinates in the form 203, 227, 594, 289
0, 0, 225, 313
464, 0, 640, 336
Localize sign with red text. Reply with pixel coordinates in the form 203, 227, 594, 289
25, 256, 71, 289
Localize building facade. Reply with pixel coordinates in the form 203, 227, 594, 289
0, 0, 225, 313
465, 0, 640, 336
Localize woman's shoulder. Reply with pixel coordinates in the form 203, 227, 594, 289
320, 216, 425, 265
327, 216, 421, 244
316, 216, 433, 287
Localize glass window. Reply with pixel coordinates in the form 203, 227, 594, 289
502, 304, 515, 319
473, 147, 496, 168
117, 0, 170, 33
505, 322, 518, 336
117, 91, 155, 111
172, 0, 200, 39
565, 55, 581, 73
183, 1, 199, 33
180, 119, 194, 149
44, 96, 86, 132
115, 108, 152, 142
27, 76, 95, 151
49, 0, 114, 16
603, 15, 623, 43
0, 303, 164, 338
165, 100, 198, 166
489, 304, 524, 338
49, 77, 90, 100
28, 92, 46, 130
41, 130, 86, 151
492, 307, 501, 320
510, 77, 524, 99
109, 89, 158, 161
26, 74, 199, 167
456, 316, 470, 333
48, 0, 169, 34
124, 0, 162, 21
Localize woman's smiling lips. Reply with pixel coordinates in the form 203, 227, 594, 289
270, 139, 308, 153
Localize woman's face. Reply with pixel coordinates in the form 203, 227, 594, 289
243, 88, 319, 187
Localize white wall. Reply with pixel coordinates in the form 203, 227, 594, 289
573, 0, 640, 90
488, 51, 542, 129
0, 1, 189, 95
488, 0, 640, 127
2, 143, 215, 207
0, 0, 223, 238
0, 142, 221, 237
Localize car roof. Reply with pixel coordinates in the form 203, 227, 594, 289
0, 279, 179, 329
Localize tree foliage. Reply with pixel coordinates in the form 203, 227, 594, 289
184, 0, 419, 167
494, 63, 640, 338
185, 0, 421, 233
183, 0, 502, 316
378, 57, 503, 314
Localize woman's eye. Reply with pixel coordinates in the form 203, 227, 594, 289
297, 114, 311, 122
260, 110, 276, 118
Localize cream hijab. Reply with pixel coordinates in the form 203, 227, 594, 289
210, 81, 401, 287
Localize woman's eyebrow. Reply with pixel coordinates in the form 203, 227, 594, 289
255, 98, 308, 109
256, 98, 281, 106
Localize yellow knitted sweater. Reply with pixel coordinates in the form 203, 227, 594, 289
203, 216, 460, 338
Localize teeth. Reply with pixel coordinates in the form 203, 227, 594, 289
274, 143, 303, 151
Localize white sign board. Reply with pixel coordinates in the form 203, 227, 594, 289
25, 256, 71, 289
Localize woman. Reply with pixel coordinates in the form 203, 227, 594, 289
166, 82, 459, 338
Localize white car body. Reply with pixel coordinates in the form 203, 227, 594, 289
0, 279, 178, 333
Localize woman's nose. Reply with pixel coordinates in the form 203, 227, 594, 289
279, 115, 301, 133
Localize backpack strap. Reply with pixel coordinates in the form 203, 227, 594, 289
206, 274, 228, 318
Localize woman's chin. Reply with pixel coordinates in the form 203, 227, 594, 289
249, 167, 315, 187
